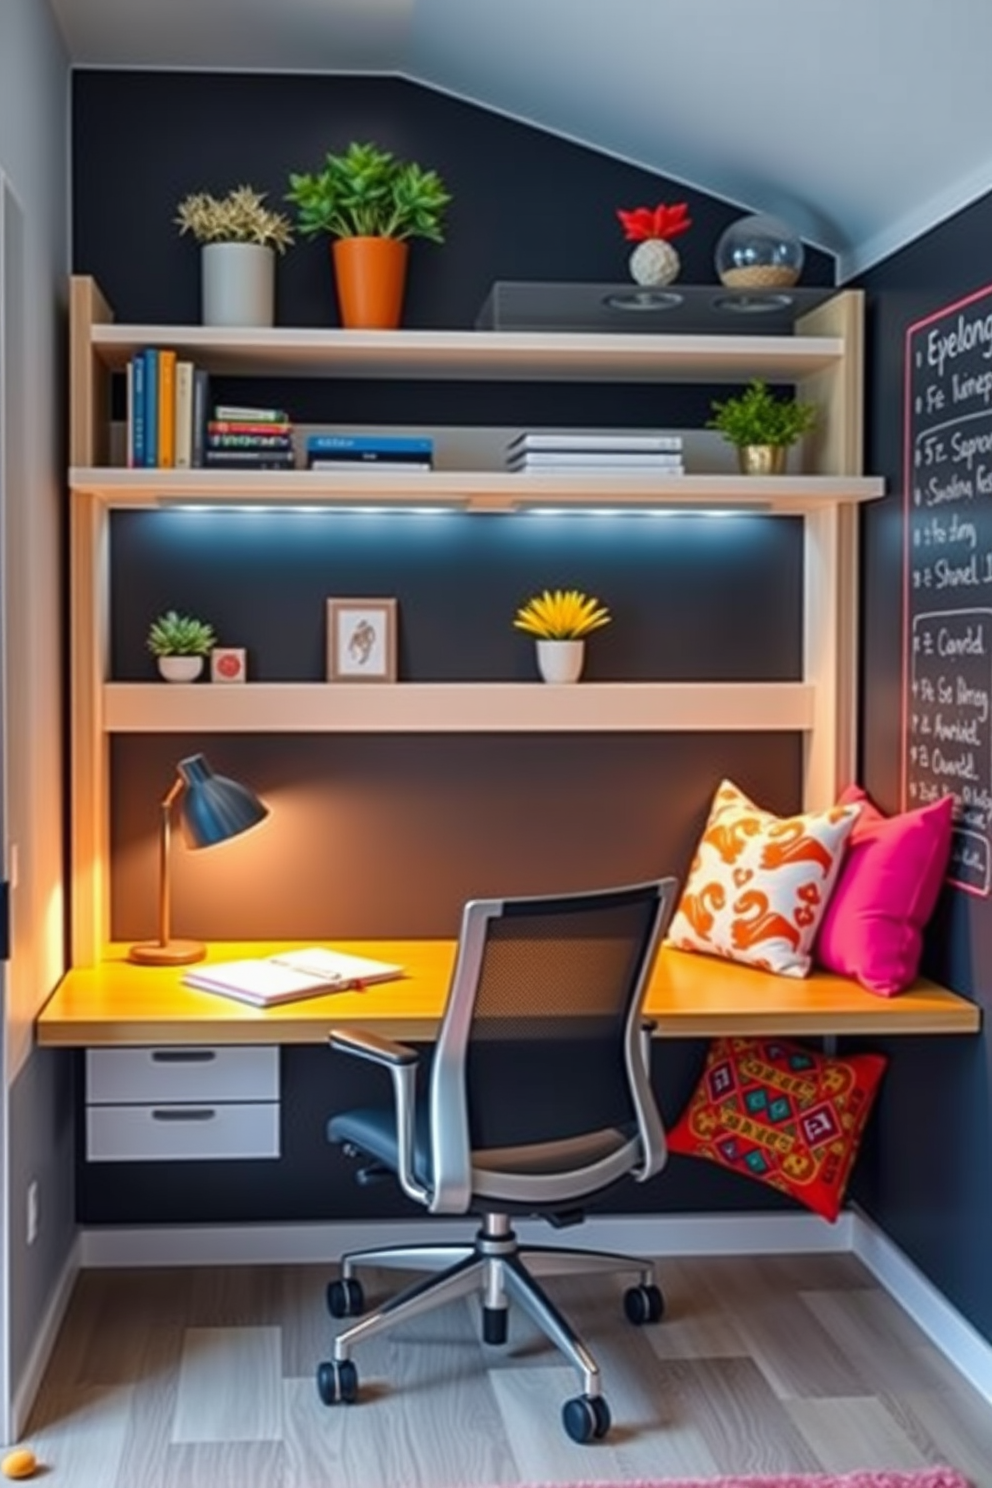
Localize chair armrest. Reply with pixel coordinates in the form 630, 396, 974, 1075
329, 1027, 419, 1068
328, 1026, 429, 1207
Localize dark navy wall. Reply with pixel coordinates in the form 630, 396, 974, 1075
71, 72, 833, 330
72, 71, 833, 1225
856, 193, 992, 1343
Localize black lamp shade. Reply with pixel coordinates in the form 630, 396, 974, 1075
176, 753, 269, 848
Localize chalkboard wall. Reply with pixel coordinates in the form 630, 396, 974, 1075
857, 192, 992, 1344
902, 282, 992, 894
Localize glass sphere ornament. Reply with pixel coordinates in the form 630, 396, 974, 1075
715, 213, 804, 289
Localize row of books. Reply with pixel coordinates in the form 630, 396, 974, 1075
505, 430, 685, 473
126, 349, 209, 468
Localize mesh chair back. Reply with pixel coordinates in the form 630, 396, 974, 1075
428, 880, 677, 1211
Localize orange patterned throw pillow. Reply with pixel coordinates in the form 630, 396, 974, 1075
666, 779, 861, 977
667, 1035, 888, 1222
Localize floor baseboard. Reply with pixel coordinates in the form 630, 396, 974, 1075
11, 1234, 81, 1441
851, 1206, 992, 1406
78, 1210, 851, 1268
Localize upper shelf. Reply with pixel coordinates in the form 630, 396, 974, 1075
87, 322, 845, 384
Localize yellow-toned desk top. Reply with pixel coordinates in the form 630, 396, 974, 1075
35, 941, 981, 1048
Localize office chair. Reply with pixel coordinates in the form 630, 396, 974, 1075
318, 877, 678, 1443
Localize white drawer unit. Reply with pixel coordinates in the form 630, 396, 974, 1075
86, 1101, 280, 1162
86, 1045, 279, 1104
84, 1045, 280, 1162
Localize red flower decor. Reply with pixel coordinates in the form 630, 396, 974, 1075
617, 202, 692, 242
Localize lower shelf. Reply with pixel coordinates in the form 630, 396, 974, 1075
102, 681, 815, 733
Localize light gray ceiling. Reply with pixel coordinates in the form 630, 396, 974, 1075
48, 0, 992, 279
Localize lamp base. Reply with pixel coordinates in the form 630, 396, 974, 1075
128, 939, 206, 966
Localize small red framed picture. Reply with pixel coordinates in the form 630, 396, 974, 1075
210, 647, 247, 684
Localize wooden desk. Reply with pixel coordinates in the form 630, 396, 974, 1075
36, 941, 981, 1047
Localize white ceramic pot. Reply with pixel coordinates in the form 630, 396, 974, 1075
201, 242, 275, 327
536, 638, 585, 684
157, 655, 204, 683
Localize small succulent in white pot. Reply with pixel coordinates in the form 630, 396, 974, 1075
175, 185, 294, 326
147, 611, 217, 683
175, 185, 295, 252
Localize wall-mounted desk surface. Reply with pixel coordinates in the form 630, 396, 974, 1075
36, 942, 981, 1047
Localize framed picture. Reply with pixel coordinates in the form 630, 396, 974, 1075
326, 597, 398, 682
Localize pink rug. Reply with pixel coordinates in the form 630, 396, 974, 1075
508, 1474, 972, 1488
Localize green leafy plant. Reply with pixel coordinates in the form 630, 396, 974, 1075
175, 186, 295, 253
286, 141, 451, 243
707, 379, 817, 448
147, 611, 217, 658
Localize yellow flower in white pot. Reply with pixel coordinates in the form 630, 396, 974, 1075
513, 589, 611, 683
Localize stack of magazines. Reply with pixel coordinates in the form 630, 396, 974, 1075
506, 431, 684, 472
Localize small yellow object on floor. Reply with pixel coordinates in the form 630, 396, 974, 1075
1, 1448, 37, 1479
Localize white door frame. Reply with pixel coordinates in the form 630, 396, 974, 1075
0, 164, 21, 1446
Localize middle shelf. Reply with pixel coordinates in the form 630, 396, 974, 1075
70, 467, 885, 514
103, 681, 814, 734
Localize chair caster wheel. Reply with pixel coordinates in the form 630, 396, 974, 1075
623, 1282, 664, 1325
562, 1392, 611, 1442
483, 1305, 508, 1345
317, 1357, 359, 1405
327, 1277, 364, 1318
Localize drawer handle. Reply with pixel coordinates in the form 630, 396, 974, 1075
151, 1050, 217, 1064
150, 1108, 217, 1122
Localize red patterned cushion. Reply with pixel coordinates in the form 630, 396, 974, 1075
667, 1035, 887, 1221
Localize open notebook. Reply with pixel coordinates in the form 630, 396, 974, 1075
182, 947, 404, 1008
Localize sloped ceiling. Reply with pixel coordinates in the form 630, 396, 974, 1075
48, 0, 992, 278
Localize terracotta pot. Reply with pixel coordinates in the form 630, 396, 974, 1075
332, 237, 409, 330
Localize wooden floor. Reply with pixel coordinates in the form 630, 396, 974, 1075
23, 1252, 992, 1488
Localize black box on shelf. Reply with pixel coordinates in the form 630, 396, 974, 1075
475, 281, 835, 336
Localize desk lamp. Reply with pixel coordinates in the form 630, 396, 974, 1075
128, 752, 269, 966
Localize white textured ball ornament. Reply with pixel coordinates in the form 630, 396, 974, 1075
628, 238, 681, 287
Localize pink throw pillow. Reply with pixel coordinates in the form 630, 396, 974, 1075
814, 785, 953, 996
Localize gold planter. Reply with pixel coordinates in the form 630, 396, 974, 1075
737, 444, 788, 476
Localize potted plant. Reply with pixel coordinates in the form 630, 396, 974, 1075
513, 588, 611, 684
175, 185, 294, 327
147, 610, 217, 683
285, 141, 452, 329
707, 378, 817, 475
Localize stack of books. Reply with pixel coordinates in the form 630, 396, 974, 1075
305, 433, 434, 470
204, 405, 296, 471
506, 431, 684, 473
